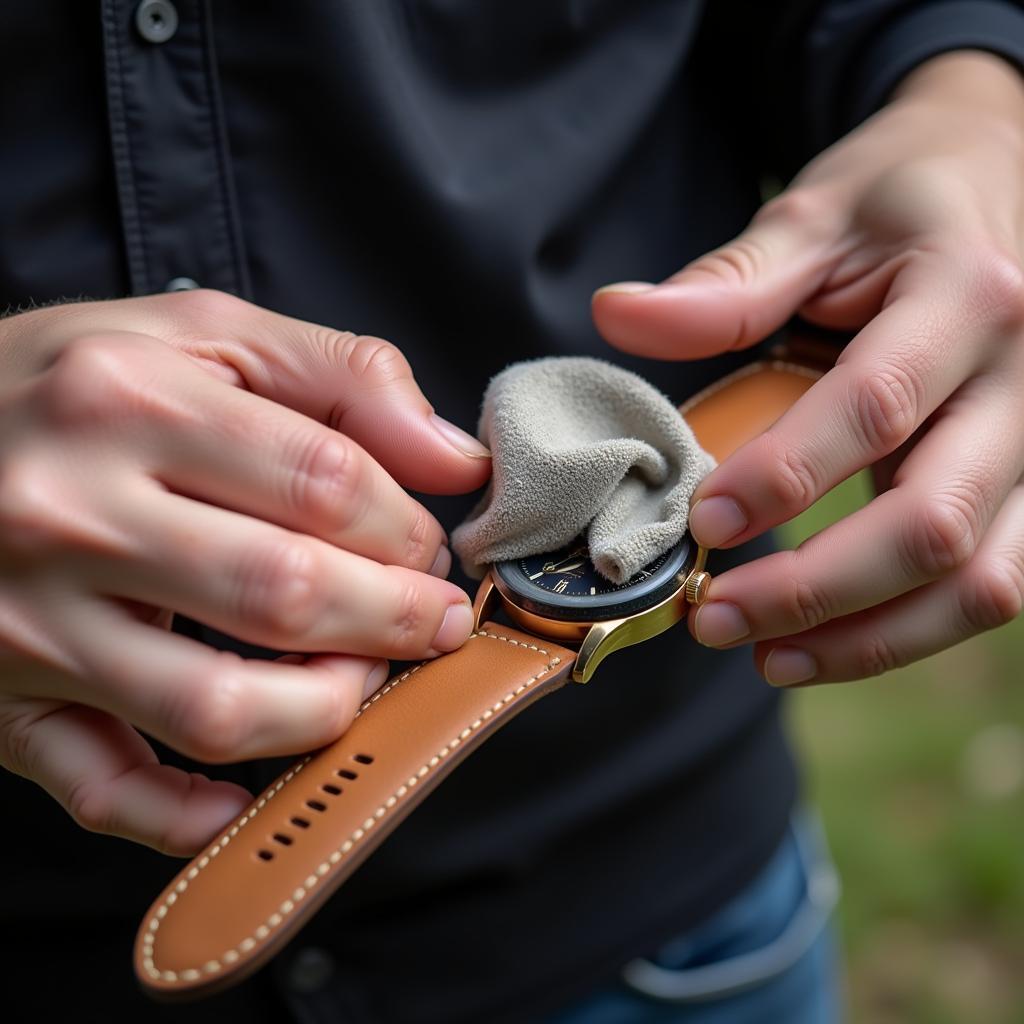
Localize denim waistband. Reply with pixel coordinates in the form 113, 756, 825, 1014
619, 809, 840, 1004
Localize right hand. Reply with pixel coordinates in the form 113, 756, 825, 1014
0, 289, 491, 855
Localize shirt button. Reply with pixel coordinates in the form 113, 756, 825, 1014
164, 277, 200, 292
135, 0, 178, 44
285, 947, 336, 994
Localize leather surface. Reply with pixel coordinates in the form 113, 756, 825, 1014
680, 357, 821, 461
134, 350, 830, 999
136, 625, 575, 998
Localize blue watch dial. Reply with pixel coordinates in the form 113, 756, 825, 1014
517, 543, 671, 598
494, 535, 693, 622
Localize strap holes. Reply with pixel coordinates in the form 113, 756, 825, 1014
257, 850, 274, 861
353, 753, 374, 764
322, 783, 341, 796
306, 799, 327, 812
336, 769, 357, 780
272, 832, 293, 846
290, 816, 310, 829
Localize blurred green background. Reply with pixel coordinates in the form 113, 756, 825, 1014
777, 473, 1024, 1024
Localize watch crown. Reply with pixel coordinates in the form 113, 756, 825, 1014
684, 570, 711, 605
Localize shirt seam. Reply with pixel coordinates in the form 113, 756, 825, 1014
101, 0, 150, 295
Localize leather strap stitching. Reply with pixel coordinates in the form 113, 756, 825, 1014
142, 632, 562, 983
353, 663, 423, 719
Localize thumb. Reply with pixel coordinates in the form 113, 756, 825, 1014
166, 292, 492, 495
271, 329, 492, 496
591, 192, 842, 359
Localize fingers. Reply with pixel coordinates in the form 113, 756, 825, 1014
27, 291, 491, 495
26, 601, 394, 764
687, 261, 1007, 550
0, 698, 252, 855
134, 349, 450, 575
255, 322, 492, 496
750, 484, 1024, 685
151, 290, 492, 494
591, 190, 844, 359
689, 372, 1024, 649
89, 483, 473, 659
20, 327, 451, 577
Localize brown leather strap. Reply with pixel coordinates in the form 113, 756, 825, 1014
680, 350, 827, 461
134, 341, 838, 999
136, 625, 575, 999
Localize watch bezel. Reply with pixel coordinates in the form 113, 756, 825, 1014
492, 534, 696, 623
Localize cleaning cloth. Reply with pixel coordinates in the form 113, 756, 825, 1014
451, 357, 715, 584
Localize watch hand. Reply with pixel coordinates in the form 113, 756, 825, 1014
542, 558, 585, 574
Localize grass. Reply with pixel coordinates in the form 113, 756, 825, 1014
776, 475, 1024, 1024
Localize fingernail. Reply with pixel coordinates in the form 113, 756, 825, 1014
689, 496, 748, 548
694, 602, 750, 647
763, 647, 817, 687
430, 414, 491, 459
593, 281, 656, 296
428, 545, 452, 579
432, 602, 475, 653
362, 660, 390, 700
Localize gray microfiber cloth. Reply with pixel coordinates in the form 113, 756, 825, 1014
451, 357, 716, 584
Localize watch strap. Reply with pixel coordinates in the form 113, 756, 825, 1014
136, 625, 575, 999
680, 342, 832, 461
134, 337, 839, 999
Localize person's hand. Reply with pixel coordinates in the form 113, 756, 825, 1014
592, 50, 1024, 687
0, 289, 490, 853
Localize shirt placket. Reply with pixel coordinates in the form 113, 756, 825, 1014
100, 0, 250, 298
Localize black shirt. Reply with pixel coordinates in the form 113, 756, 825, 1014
3, 2, 1024, 1022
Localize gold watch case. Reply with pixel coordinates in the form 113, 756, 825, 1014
471, 547, 711, 684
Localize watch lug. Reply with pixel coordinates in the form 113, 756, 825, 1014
574, 618, 628, 683
573, 582, 691, 683
472, 571, 499, 631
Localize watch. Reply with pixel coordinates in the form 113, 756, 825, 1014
134, 336, 839, 999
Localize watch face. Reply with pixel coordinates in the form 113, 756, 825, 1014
493, 534, 693, 622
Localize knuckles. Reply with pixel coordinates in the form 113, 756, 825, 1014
908, 493, 984, 578
852, 364, 923, 456
388, 572, 432, 654
164, 652, 252, 763
0, 705, 41, 779
238, 538, 326, 643
335, 334, 413, 390
287, 432, 442, 572
960, 560, 1024, 633
784, 575, 834, 633
36, 334, 141, 427
65, 774, 120, 837
0, 458, 65, 557
34, 332, 180, 432
855, 632, 904, 679
233, 535, 449, 655
403, 503, 434, 572
756, 433, 822, 517
291, 434, 368, 533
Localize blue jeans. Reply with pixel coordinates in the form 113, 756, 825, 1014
542, 812, 843, 1024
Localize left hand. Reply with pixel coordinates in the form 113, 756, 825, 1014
592, 50, 1024, 687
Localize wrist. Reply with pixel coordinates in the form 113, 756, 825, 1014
891, 49, 1024, 141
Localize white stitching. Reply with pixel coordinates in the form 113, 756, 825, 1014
472, 629, 549, 654
146, 632, 563, 982
353, 663, 422, 718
